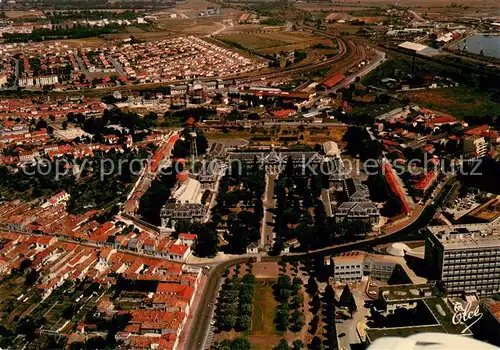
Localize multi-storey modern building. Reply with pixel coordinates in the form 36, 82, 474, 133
324, 250, 405, 282
463, 135, 488, 158
425, 223, 500, 296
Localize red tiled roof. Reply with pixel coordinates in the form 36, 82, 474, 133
322, 73, 346, 88
271, 109, 295, 119
384, 163, 410, 215
178, 233, 197, 240
156, 283, 194, 299
414, 171, 437, 191
168, 245, 189, 256
465, 125, 489, 136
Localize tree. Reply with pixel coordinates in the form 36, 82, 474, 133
339, 284, 357, 315
310, 294, 321, 314
324, 284, 336, 305
274, 339, 290, 350
231, 337, 251, 350
225, 211, 260, 253
237, 314, 251, 331
292, 339, 305, 350
62, 305, 75, 320
192, 223, 219, 257
306, 276, 318, 296
174, 219, 192, 235
309, 336, 322, 350
25, 269, 39, 285
275, 303, 290, 331
217, 339, 233, 350
289, 309, 304, 332
217, 313, 237, 330
309, 315, 319, 335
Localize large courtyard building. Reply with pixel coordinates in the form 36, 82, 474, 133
160, 177, 205, 229
226, 146, 324, 175
425, 223, 500, 296
334, 179, 380, 225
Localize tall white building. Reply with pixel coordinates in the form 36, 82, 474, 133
425, 223, 500, 296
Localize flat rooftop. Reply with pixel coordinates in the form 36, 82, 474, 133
366, 324, 446, 343
427, 223, 500, 250
333, 250, 364, 263
379, 283, 433, 302
423, 298, 471, 335
367, 297, 471, 343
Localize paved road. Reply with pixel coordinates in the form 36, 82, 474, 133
261, 173, 277, 248
335, 50, 386, 92
337, 277, 370, 349
184, 257, 250, 350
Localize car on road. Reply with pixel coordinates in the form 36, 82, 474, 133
338, 333, 346, 338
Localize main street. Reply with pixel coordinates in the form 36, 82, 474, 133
184, 257, 251, 350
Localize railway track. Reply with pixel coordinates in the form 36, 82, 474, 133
26, 25, 367, 97
218, 25, 368, 84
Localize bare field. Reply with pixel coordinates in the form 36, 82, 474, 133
218, 31, 331, 53
154, 17, 224, 35
304, 126, 348, 148
218, 33, 285, 50
4, 10, 45, 18
405, 87, 500, 120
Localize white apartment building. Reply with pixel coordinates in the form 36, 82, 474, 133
425, 223, 500, 296
325, 250, 400, 282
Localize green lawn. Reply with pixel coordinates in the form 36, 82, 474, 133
250, 280, 279, 336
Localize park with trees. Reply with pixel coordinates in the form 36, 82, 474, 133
214, 267, 256, 334
209, 159, 265, 254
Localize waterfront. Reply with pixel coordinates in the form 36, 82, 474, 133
455, 35, 500, 59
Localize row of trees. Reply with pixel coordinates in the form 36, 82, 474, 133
3, 24, 124, 43
216, 337, 251, 350
273, 275, 304, 333
215, 273, 256, 332
304, 276, 357, 348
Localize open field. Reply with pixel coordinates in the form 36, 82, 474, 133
217, 31, 334, 54
4, 10, 45, 18
303, 125, 348, 147
250, 280, 280, 339
404, 87, 500, 120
